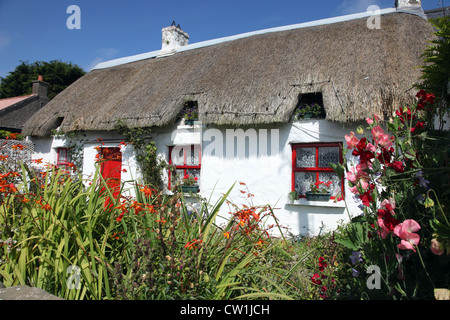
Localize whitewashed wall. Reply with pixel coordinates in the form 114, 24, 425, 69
29, 120, 364, 237
29, 131, 141, 195
153, 120, 364, 237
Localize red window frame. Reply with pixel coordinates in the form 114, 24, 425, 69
291, 142, 344, 199
168, 145, 201, 190
56, 147, 71, 168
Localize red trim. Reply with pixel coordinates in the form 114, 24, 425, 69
291, 142, 344, 199
168, 145, 201, 190
56, 148, 71, 167
100, 147, 122, 206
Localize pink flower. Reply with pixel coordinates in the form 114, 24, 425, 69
347, 165, 370, 192
394, 219, 421, 252
371, 126, 384, 140
371, 126, 393, 149
373, 114, 381, 122
380, 198, 396, 214
346, 168, 358, 184
345, 132, 359, 149
430, 238, 444, 255
366, 118, 374, 125
366, 143, 376, 153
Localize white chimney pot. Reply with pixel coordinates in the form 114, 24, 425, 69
160, 24, 189, 54
395, 0, 422, 9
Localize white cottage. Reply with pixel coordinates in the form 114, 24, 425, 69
22, 1, 435, 236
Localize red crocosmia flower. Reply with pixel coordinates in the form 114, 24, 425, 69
140, 186, 154, 197
41, 203, 52, 211
116, 212, 124, 222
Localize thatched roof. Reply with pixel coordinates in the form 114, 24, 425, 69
22, 10, 435, 137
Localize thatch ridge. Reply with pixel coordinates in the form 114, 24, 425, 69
22, 12, 435, 137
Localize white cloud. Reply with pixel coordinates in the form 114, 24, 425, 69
87, 47, 119, 71
336, 0, 383, 15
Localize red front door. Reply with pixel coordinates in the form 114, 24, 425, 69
100, 147, 122, 201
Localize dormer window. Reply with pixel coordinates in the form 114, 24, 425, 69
180, 100, 199, 125
292, 92, 325, 121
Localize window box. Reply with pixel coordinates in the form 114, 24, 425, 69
305, 191, 331, 202
184, 119, 198, 126
181, 185, 199, 193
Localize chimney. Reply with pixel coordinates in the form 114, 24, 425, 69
159, 21, 189, 56
395, 0, 424, 13
32, 75, 49, 98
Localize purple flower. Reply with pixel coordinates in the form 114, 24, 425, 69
415, 171, 430, 189
350, 251, 362, 265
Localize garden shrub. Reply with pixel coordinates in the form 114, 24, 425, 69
335, 90, 449, 299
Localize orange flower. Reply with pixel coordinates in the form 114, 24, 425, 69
255, 238, 265, 247
0, 155, 8, 161
184, 239, 202, 250
33, 158, 43, 164
11, 144, 25, 151
140, 186, 154, 197
223, 232, 230, 239
156, 218, 167, 225
41, 203, 52, 211
131, 200, 144, 215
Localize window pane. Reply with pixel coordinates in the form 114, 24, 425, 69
58, 149, 68, 162
318, 147, 340, 168
185, 147, 200, 166
186, 169, 200, 181
171, 147, 185, 166
319, 172, 341, 196
294, 172, 316, 195
296, 147, 315, 168
174, 169, 200, 184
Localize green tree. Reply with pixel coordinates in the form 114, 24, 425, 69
0, 60, 85, 100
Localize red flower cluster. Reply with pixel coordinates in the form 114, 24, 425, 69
395, 89, 434, 133
310, 256, 337, 299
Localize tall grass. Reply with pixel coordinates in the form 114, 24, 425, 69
1, 160, 347, 300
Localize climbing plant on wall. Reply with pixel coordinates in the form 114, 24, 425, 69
114, 120, 171, 189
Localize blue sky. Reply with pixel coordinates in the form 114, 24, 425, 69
0, 0, 444, 78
